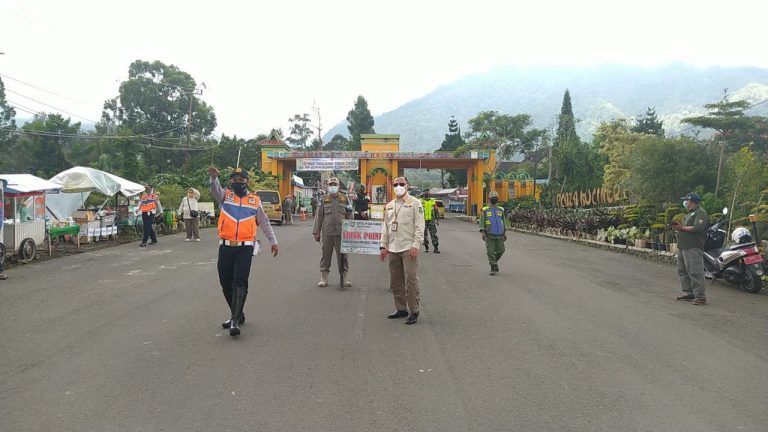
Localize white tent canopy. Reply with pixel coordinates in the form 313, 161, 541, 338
46, 167, 145, 220
0, 174, 63, 195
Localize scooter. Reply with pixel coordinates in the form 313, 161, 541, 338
702, 208, 765, 293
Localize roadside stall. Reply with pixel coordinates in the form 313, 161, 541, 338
0, 174, 63, 263
0, 178, 5, 266
47, 167, 144, 243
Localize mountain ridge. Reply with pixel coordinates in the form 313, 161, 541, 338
324, 63, 768, 152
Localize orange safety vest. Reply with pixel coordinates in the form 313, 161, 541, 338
140, 193, 158, 213
218, 190, 261, 242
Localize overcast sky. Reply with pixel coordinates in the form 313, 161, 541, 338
1, 0, 766, 139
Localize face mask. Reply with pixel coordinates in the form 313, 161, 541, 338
423, 195, 430, 199
231, 182, 248, 197
394, 186, 406, 197
490, 198, 498, 204
145, 188, 151, 194
328, 186, 338, 194
683, 200, 690, 208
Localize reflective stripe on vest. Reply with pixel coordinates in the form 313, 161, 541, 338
140, 193, 157, 213
217, 190, 261, 242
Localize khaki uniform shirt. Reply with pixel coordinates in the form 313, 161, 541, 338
313, 194, 352, 236
380, 194, 425, 253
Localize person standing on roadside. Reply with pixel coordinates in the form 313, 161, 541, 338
209, 166, 279, 337
138, 184, 162, 247
380, 176, 425, 325
671, 192, 709, 305
479, 191, 506, 275
420, 191, 440, 253
312, 177, 353, 289
178, 188, 201, 242
353, 184, 371, 220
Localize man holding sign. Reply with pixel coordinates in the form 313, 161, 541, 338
380, 177, 425, 325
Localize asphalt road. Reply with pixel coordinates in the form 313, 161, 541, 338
1, 217, 767, 432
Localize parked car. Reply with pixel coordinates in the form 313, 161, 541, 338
255, 190, 283, 225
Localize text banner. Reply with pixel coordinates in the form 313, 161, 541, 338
296, 158, 358, 171
340, 220, 384, 255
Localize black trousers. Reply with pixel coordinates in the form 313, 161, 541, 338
217, 244, 254, 320
141, 212, 157, 244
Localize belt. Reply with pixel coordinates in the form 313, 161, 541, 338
219, 240, 255, 247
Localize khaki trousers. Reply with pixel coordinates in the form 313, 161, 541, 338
389, 251, 420, 313
320, 235, 349, 274
184, 217, 200, 239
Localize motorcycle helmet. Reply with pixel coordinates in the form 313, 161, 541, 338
731, 227, 752, 244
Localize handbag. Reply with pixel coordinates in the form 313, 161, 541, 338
187, 198, 199, 218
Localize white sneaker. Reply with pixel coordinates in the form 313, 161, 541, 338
185, 239, 191, 242
195, 239, 201, 242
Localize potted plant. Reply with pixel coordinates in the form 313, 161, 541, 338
650, 223, 665, 251
605, 226, 617, 244
632, 227, 649, 248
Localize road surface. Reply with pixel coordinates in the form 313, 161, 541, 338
1, 217, 766, 432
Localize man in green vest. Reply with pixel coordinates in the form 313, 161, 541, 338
420, 191, 440, 253
671, 192, 709, 305
479, 191, 507, 275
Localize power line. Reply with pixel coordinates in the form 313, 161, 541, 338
0, 73, 96, 108
6, 88, 99, 123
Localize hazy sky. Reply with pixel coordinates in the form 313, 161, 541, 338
1, 0, 766, 139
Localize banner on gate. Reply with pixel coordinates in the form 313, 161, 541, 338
296, 158, 358, 171
341, 220, 384, 255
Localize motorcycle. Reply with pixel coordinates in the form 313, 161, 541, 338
702, 208, 764, 293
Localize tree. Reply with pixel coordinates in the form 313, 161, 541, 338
595, 119, 646, 190
437, 116, 466, 187
15, 113, 81, 178
102, 60, 217, 174
324, 134, 351, 151
683, 90, 753, 198
625, 135, 717, 204
346, 95, 375, 150
286, 113, 313, 149
555, 89, 579, 147
631, 107, 665, 136
0, 77, 17, 171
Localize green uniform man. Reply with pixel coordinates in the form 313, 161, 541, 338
479, 191, 506, 275
420, 192, 440, 253
671, 192, 709, 305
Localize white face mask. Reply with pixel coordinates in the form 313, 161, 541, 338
683, 200, 690, 208
328, 186, 338, 194
394, 186, 406, 197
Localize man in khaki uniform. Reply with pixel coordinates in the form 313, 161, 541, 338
671, 192, 709, 305
380, 176, 425, 325
313, 177, 353, 289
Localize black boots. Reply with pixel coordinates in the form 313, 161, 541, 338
433, 246, 440, 254
405, 312, 419, 325
221, 315, 246, 329
387, 310, 409, 319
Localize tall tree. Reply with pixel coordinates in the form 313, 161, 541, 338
346, 95, 375, 150
683, 90, 753, 198
324, 134, 351, 151
15, 113, 81, 178
0, 77, 17, 171
437, 116, 466, 187
102, 60, 217, 174
286, 113, 313, 149
631, 107, 665, 136
555, 89, 579, 147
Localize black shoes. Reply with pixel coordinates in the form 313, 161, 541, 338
433, 248, 440, 254
387, 310, 409, 319
405, 312, 419, 325
149, 240, 158, 245
229, 324, 241, 336
222, 315, 246, 329
424, 246, 430, 253
676, 294, 695, 301
489, 264, 499, 275
139, 243, 147, 247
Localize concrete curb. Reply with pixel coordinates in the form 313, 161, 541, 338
507, 227, 678, 265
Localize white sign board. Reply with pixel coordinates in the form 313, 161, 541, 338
340, 220, 384, 255
296, 158, 358, 172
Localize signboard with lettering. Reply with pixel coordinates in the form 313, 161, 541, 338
556, 186, 627, 208
340, 220, 384, 255
296, 158, 358, 171
369, 204, 385, 220
268, 151, 488, 160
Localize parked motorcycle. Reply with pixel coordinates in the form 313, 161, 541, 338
702, 208, 764, 293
